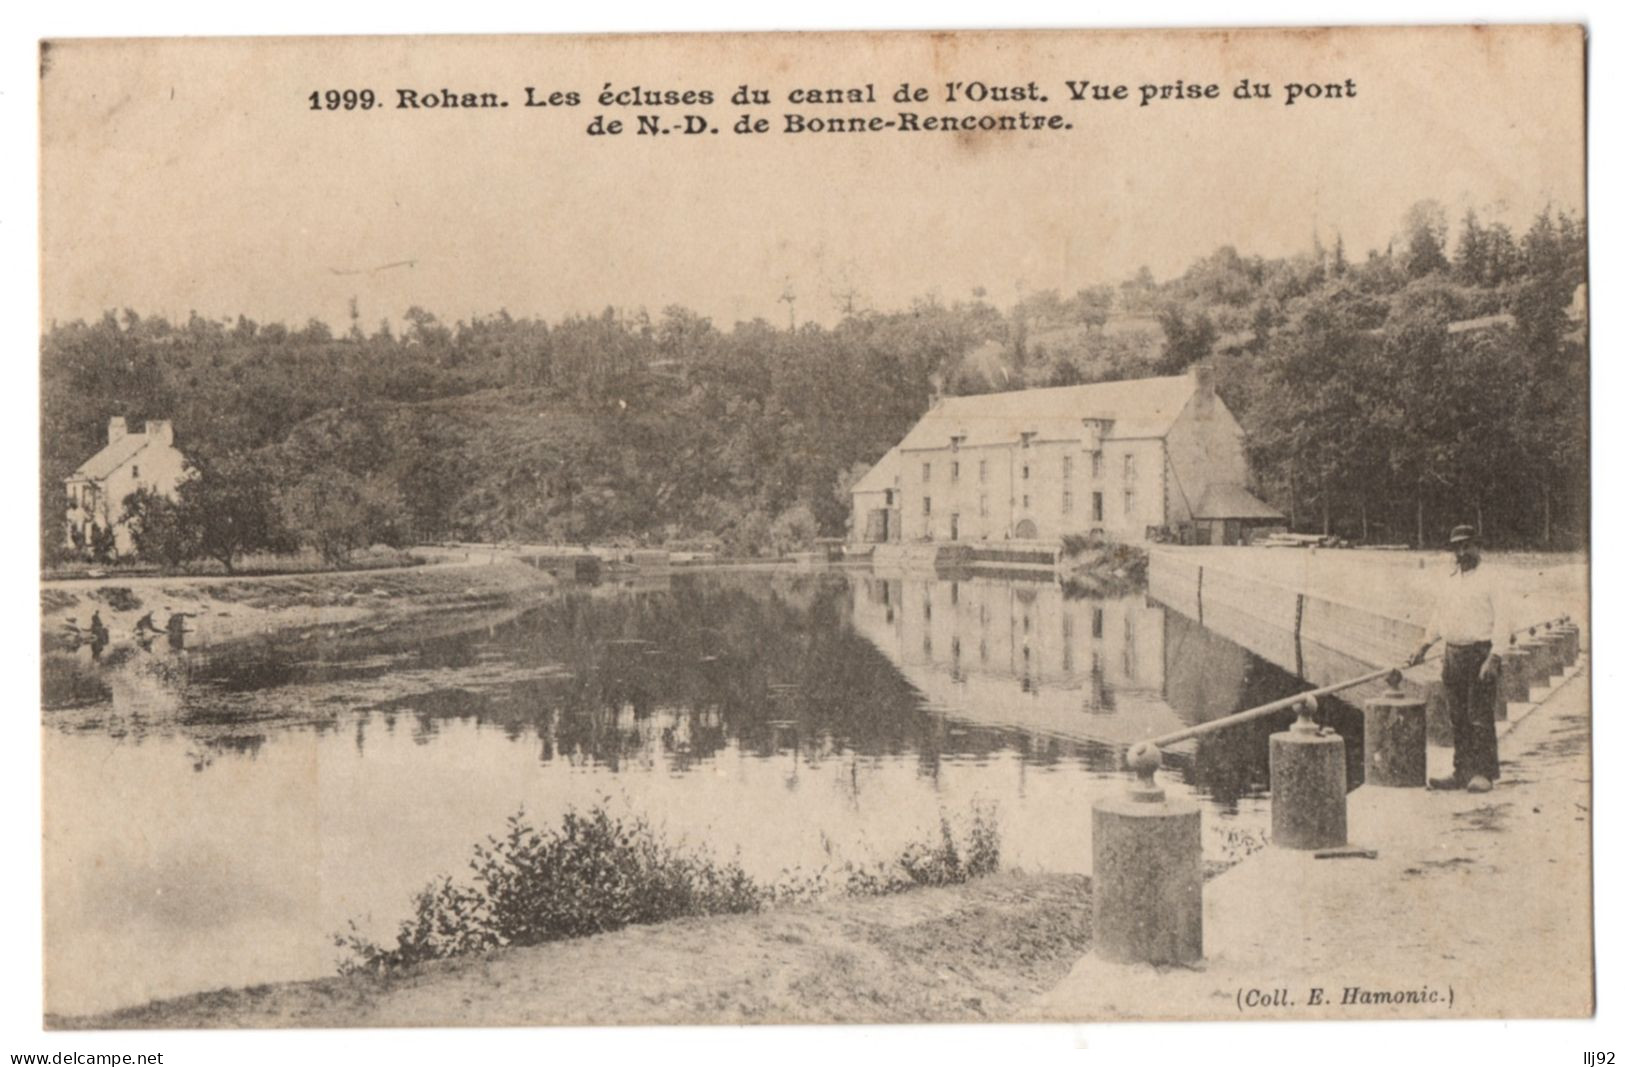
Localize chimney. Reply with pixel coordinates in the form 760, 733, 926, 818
107, 417, 127, 444
145, 419, 174, 445
1189, 363, 1215, 419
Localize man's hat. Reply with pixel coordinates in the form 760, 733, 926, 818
1448, 524, 1477, 545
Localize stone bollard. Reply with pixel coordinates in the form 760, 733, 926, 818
1553, 619, 1577, 664
1527, 630, 1561, 686
1517, 630, 1547, 685
1269, 697, 1347, 850
1092, 742, 1203, 965
1500, 643, 1531, 704
1540, 624, 1567, 673
1364, 670, 1427, 787
1556, 619, 1581, 664
1542, 622, 1572, 670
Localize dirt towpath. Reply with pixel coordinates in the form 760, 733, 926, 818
55, 871, 1091, 1029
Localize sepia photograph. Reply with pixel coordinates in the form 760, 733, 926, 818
25, 19, 1595, 1046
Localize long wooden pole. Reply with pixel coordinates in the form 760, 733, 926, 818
1134, 613, 1571, 753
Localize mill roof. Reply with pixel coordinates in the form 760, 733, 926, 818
895, 374, 1199, 452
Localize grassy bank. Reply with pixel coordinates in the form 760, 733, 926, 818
52, 869, 1092, 1029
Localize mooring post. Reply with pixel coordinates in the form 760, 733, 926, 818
1556, 616, 1580, 664
1269, 697, 1347, 850
1363, 669, 1427, 787
1092, 742, 1203, 965
1527, 626, 1561, 685
1500, 636, 1531, 705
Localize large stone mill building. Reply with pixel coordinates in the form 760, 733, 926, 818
849, 364, 1280, 546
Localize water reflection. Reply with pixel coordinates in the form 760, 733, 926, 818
42, 569, 1358, 1017
849, 573, 1363, 805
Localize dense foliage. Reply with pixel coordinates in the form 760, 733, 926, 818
41, 201, 1587, 561
336, 802, 1002, 975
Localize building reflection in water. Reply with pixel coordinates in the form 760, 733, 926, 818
849, 571, 1363, 804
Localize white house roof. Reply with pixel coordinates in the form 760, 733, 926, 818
895, 374, 1198, 452
68, 434, 150, 482
851, 447, 902, 495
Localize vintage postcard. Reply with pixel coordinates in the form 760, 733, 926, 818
37, 25, 1589, 1030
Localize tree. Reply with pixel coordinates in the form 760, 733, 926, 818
121, 488, 197, 569
1074, 285, 1114, 330
179, 455, 289, 572
769, 504, 819, 556
280, 467, 406, 565
1154, 304, 1216, 373
88, 523, 117, 565
1401, 200, 1449, 278
1047, 359, 1085, 387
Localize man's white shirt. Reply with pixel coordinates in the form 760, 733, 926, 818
1424, 564, 1504, 652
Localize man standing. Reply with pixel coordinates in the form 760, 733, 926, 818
1409, 525, 1502, 793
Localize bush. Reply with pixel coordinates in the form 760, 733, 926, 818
841, 806, 1001, 895
337, 802, 1003, 976
337, 805, 763, 976
1060, 532, 1096, 557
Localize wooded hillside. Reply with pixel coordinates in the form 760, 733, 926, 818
41, 201, 1587, 563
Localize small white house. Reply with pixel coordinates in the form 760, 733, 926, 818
64, 417, 188, 556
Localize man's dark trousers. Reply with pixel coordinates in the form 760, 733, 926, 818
1443, 640, 1499, 783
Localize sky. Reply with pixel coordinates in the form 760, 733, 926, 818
39, 26, 1586, 333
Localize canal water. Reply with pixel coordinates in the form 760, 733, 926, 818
42, 568, 1363, 1016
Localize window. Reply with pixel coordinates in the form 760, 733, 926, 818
922, 462, 931, 482
1124, 488, 1136, 516
979, 493, 988, 517
1062, 455, 1072, 480
1063, 490, 1073, 514
923, 496, 932, 515
979, 458, 988, 482
1022, 464, 1030, 480
1124, 453, 1137, 481
950, 433, 965, 452
1022, 494, 1031, 509
1092, 607, 1104, 639
1020, 431, 1037, 448
131, 465, 140, 479
951, 461, 960, 482
1091, 492, 1104, 522
1091, 452, 1103, 478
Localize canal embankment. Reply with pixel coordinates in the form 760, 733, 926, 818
1151, 545, 1586, 653
1148, 545, 1588, 717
